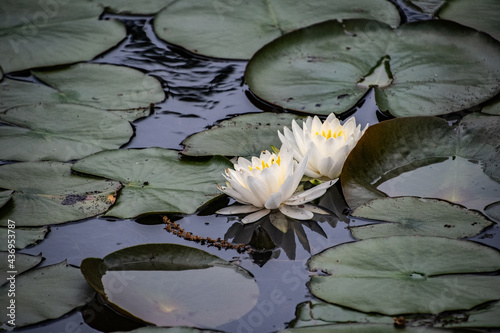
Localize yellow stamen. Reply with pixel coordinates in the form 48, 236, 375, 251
248, 155, 281, 172
316, 128, 344, 139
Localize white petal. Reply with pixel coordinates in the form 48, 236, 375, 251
285, 179, 337, 205
311, 116, 323, 134
265, 191, 285, 210
246, 176, 270, 206
242, 209, 271, 224
220, 186, 252, 205
279, 205, 314, 220
227, 176, 263, 208
216, 205, 262, 215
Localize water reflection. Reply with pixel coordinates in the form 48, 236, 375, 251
374, 156, 500, 212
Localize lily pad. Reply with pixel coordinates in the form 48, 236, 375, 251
81, 244, 259, 328
0, 162, 121, 227
289, 300, 394, 328
350, 197, 493, 239
0, 252, 42, 281
0, 261, 94, 329
439, 0, 500, 41
72, 148, 232, 218
0, 190, 12, 208
0, 0, 125, 73
153, 0, 400, 60
341, 114, 500, 210
91, 0, 175, 14
0, 226, 48, 250
0, 103, 133, 161
482, 95, 500, 115
307, 236, 500, 315
447, 301, 500, 328
181, 113, 306, 157
245, 19, 500, 117
0, 63, 165, 121
281, 324, 464, 332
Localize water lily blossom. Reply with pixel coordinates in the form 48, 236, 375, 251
216, 149, 336, 224
278, 114, 368, 181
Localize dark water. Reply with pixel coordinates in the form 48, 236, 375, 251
14, 5, 500, 333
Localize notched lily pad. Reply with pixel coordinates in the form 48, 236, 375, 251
72, 148, 232, 218
0, 0, 126, 73
0, 162, 121, 227
154, 0, 400, 60
0, 103, 133, 161
245, 19, 500, 117
341, 114, 500, 211
307, 236, 500, 315
350, 197, 493, 239
0, 261, 94, 329
81, 244, 259, 329
181, 113, 306, 157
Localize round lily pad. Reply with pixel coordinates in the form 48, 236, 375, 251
439, 0, 500, 41
245, 19, 500, 117
72, 148, 232, 218
153, 0, 400, 60
0, 103, 133, 161
0, 63, 165, 121
307, 236, 500, 315
81, 244, 259, 328
341, 114, 500, 210
0, 0, 125, 73
0, 261, 94, 329
350, 197, 493, 239
0, 161, 121, 227
181, 113, 306, 157
482, 95, 500, 115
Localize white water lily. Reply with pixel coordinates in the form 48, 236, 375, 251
278, 114, 368, 181
216, 149, 336, 224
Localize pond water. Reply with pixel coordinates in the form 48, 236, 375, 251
11, 3, 500, 333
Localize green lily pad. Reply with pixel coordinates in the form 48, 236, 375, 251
0, 190, 12, 208
0, 226, 48, 250
181, 113, 306, 157
245, 19, 500, 117
0, 0, 125, 73
91, 0, 175, 14
447, 301, 500, 328
485, 202, 500, 223
0, 162, 121, 227
0, 63, 165, 121
289, 301, 394, 328
307, 236, 500, 315
281, 324, 465, 332
482, 95, 500, 115
341, 114, 500, 210
153, 0, 400, 60
0, 103, 133, 161
0, 252, 42, 281
72, 148, 232, 218
0, 261, 94, 329
439, 0, 500, 41
350, 197, 493, 239
81, 244, 259, 328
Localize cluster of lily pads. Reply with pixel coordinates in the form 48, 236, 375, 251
1, 0, 500, 332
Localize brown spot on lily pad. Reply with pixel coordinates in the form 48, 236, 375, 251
61, 194, 87, 205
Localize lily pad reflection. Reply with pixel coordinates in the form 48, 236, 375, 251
81, 244, 258, 329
